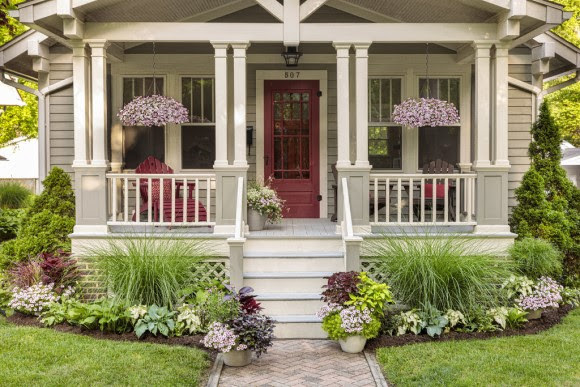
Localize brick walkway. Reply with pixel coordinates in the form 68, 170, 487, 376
218, 340, 378, 386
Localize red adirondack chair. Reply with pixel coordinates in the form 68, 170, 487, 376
419, 159, 455, 221
132, 156, 207, 223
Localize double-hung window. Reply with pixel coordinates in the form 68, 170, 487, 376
417, 78, 461, 169
121, 77, 165, 169
368, 78, 403, 170
181, 77, 215, 169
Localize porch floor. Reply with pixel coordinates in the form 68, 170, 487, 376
247, 218, 337, 238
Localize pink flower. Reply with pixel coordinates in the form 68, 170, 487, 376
118, 95, 189, 126
392, 98, 460, 127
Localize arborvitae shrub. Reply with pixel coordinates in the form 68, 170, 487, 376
509, 102, 580, 282
0, 168, 75, 266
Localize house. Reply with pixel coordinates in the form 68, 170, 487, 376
0, 137, 39, 192
562, 141, 580, 187
1, 0, 579, 338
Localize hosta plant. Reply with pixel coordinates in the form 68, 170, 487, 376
444, 309, 466, 329
134, 304, 177, 338
175, 304, 202, 336
75, 299, 133, 333
505, 307, 528, 329
502, 275, 535, 300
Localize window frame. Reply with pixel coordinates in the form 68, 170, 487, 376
119, 74, 168, 172
368, 76, 405, 172
415, 75, 463, 172
179, 75, 216, 172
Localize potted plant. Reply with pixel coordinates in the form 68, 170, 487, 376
517, 276, 562, 320
246, 180, 284, 231
317, 272, 394, 353
202, 285, 275, 366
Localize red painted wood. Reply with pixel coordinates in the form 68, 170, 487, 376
264, 80, 320, 218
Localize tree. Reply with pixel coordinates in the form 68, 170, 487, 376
546, 0, 580, 146
510, 102, 580, 281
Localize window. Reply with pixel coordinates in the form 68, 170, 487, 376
368, 78, 403, 170
417, 78, 461, 169
122, 77, 165, 169
181, 78, 215, 169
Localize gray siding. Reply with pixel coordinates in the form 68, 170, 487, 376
49, 62, 74, 176
507, 63, 533, 211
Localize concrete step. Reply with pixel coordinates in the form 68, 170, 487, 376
244, 271, 331, 293
244, 252, 344, 272
271, 315, 326, 339
256, 293, 324, 315
244, 237, 343, 254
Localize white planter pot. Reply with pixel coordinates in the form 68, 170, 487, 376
338, 335, 367, 353
526, 309, 543, 320
223, 349, 252, 367
248, 208, 267, 231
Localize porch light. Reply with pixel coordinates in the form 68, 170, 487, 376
282, 46, 302, 67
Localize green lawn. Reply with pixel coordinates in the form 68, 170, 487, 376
377, 308, 580, 386
0, 319, 210, 386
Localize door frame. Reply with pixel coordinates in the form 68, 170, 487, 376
256, 70, 328, 218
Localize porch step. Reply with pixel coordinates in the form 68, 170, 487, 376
271, 315, 326, 339
244, 237, 343, 254
256, 293, 324, 315
243, 252, 344, 272
244, 271, 332, 293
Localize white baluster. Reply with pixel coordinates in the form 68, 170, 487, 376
195, 178, 200, 223
123, 177, 128, 223
171, 178, 176, 224
420, 178, 425, 223
385, 178, 390, 223
147, 178, 152, 223
374, 178, 378, 223
409, 178, 413, 223
159, 177, 164, 223
112, 177, 117, 223
444, 177, 449, 224
397, 178, 402, 224
183, 178, 188, 224
136, 177, 140, 223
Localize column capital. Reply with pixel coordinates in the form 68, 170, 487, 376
354, 42, 372, 53
231, 42, 251, 51
211, 41, 230, 49
86, 39, 110, 49
494, 43, 510, 57
472, 41, 493, 56
333, 42, 352, 53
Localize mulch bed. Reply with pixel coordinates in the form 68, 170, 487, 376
366, 304, 573, 352
6, 312, 212, 355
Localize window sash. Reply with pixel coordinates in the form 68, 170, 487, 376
368, 77, 402, 124
181, 77, 215, 124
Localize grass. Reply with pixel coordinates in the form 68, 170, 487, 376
509, 237, 563, 279
90, 237, 209, 308
0, 182, 31, 209
368, 235, 513, 312
377, 308, 580, 386
0, 319, 210, 386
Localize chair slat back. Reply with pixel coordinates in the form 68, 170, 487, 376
422, 159, 454, 174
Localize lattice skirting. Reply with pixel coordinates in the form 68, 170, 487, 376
361, 258, 388, 284
192, 258, 230, 284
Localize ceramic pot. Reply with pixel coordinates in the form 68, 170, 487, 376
526, 309, 543, 320
248, 208, 267, 231
223, 349, 252, 367
338, 335, 367, 353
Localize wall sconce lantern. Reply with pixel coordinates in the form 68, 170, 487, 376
282, 46, 302, 67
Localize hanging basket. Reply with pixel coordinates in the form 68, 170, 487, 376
392, 97, 460, 128
117, 94, 189, 126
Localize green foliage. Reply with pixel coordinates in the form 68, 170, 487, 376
174, 304, 201, 336
134, 304, 176, 338
502, 274, 535, 300
39, 296, 82, 327
321, 312, 347, 340
0, 168, 75, 265
90, 237, 209, 308
345, 272, 394, 314
461, 308, 499, 333
0, 82, 38, 147
0, 208, 23, 242
561, 286, 580, 307
505, 307, 529, 329
396, 307, 449, 338
193, 287, 240, 331
0, 182, 30, 209
509, 238, 563, 279
509, 103, 580, 281
369, 236, 513, 313
70, 299, 133, 333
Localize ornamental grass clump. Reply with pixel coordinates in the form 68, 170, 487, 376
368, 235, 513, 313
90, 237, 209, 308
509, 238, 563, 279
0, 182, 31, 209
247, 181, 285, 223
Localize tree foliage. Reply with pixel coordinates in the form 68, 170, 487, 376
546, 0, 580, 146
509, 102, 580, 281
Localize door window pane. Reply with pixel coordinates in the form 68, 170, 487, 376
368, 126, 403, 170
418, 126, 459, 169
122, 77, 165, 169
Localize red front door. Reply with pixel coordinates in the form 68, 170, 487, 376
264, 80, 320, 218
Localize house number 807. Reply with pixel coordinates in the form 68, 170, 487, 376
284, 71, 300, 79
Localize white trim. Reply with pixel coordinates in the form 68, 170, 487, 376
256, 70, 328, 218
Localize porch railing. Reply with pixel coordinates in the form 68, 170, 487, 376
341, 177, 355, 238
369, 173, 477, 226
106, 173, 216, 227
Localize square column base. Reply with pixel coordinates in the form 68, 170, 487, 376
214, 166, 248, 233
474, 166, 510, 228
73, 165, 109, 233
336, 165, 372, 226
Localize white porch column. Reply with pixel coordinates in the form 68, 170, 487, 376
232, 42, 249, 168
334, 42, 351, 168
212, 42, 229, 168
493, 44, 510, 167
355, 43, 371, 168
473, 42, 492, 169
71, 40, 90, 167
88, 40, 110, 167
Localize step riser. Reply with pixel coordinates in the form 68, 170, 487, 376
244, 258, 344, 272
244, 239, 343, 253
245, 277, 327, 293
274, 322, 326, 339
259, 299, 324, 315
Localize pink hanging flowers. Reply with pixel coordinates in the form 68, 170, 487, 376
392, 97, 460, 128
117, 94, 189, 127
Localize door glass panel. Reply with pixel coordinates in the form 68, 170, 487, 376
302, 138, 309, 169
274, 138, 282, 169
291, 92, 300, 101
284, 137, 299, 171
274, 92, 281, 101
274, 103, 282, 120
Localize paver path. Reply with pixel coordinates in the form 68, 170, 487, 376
218, 340, 377, 386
